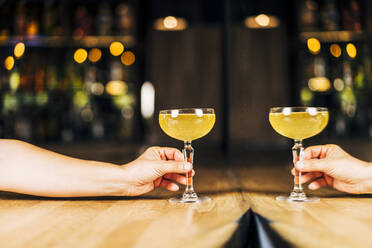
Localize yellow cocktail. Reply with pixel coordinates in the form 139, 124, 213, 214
269, 111, 329, 140
159, 114, 215, 141
159, 108, 215, 203
269, 107, 329, 202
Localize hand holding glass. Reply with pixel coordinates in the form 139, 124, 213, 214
159, 108, 215, 203
269, 107, 329, 202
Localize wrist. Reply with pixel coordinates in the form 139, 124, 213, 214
93, 162, 131, 196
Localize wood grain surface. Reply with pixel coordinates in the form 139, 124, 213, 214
0, 150, 371, 248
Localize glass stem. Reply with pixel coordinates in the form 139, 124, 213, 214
292, 140, 305, 194
183, 141, 197, 199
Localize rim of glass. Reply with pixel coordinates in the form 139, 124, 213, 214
160, 108, 215, 114
270, 107, 328, 113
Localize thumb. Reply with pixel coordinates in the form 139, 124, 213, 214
152, 160, 192, 175
295, 158, 333, 173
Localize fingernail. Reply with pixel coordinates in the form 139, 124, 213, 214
184, 162, 192, 171
297, 161, 304, 170
309, 184, 315, 190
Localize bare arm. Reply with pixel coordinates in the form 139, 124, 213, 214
0, 140, 192, 197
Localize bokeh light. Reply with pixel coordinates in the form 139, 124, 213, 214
154, 16, 188, 31
106, 80, 127, 96
109, 41, 124, 56
121, 51, 135, 66
329, 44, 341, 58
163, 16, 178, 29
88, 48, 102, 63
141, 81, 155, 119
74, 48, 88, 64
4, 56, 15, 71
308, 77, 331, 92
244, 15, 279, 29
91, 82, 104, 95
73, 91, 89, 108
307, 38, 321, 55
346, 43, 357, 58
9, 71, 20, 92
255, 14, 270, 27
334, 78, 345, 91
14, 42, 25, 58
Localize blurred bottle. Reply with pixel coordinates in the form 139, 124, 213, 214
0, 3, 10, 38
55, 3, 70, 36
341, 0, 362, 31
320, 0, 340, 31
26, 7, 40, 38
299, 0, 319, 31
96, 3, 113, 35
42, 0, 56, 35
14, 0, 27, 36
116, 3, 135, 34
350, 0, 362, 31
73, 6, 92, 38
351, 44, 370, 136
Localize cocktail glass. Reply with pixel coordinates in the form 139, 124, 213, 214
159, 108, 215, 203
269, 107, 329, 202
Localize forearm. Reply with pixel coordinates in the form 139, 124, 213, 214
0, 139, 127, 197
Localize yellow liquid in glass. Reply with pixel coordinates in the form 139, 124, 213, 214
159, 113, 215, 141
269, 111, 329, 140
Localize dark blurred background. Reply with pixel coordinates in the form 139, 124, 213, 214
1, 0, 372, 159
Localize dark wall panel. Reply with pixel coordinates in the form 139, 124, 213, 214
148, 27, 222, 144
229, 26, 289, 148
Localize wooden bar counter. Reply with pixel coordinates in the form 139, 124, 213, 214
0, 146, 371, 248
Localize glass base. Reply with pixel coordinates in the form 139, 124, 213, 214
169, 196, 211, 203
276, 193, 320, 202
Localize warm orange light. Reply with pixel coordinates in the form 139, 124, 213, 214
26, 21, 38, 36
163, 16, 178, 29
74, 48, 88, 63
121, 51, 135, 66
154, 17, 188, 31
307, 38, 321, 54
255, 14, 270, 27
244, 15, 280, 29
330, 44, 341, 58
106, 81, 127, 96
109, 41, 124, 56
4, 56, 15, 71
14, 42, 25, 58
346, 43, 357, 58
88, 48, 102, 63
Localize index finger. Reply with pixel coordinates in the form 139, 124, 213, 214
303, 145, 329, 160
162, 147, 184, 161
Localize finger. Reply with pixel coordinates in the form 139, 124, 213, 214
164, 173, 187, 185
167, 170, 195, 182
159, 179, 179, 191
295, 158, 332, 173
299, 172, 323, 184
156, 160, 193, 175
161, 147, 184, 161
303, 145, 327, 160
308, 178, 328, 190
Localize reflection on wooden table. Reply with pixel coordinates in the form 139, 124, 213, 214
0, 149, 371, 247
